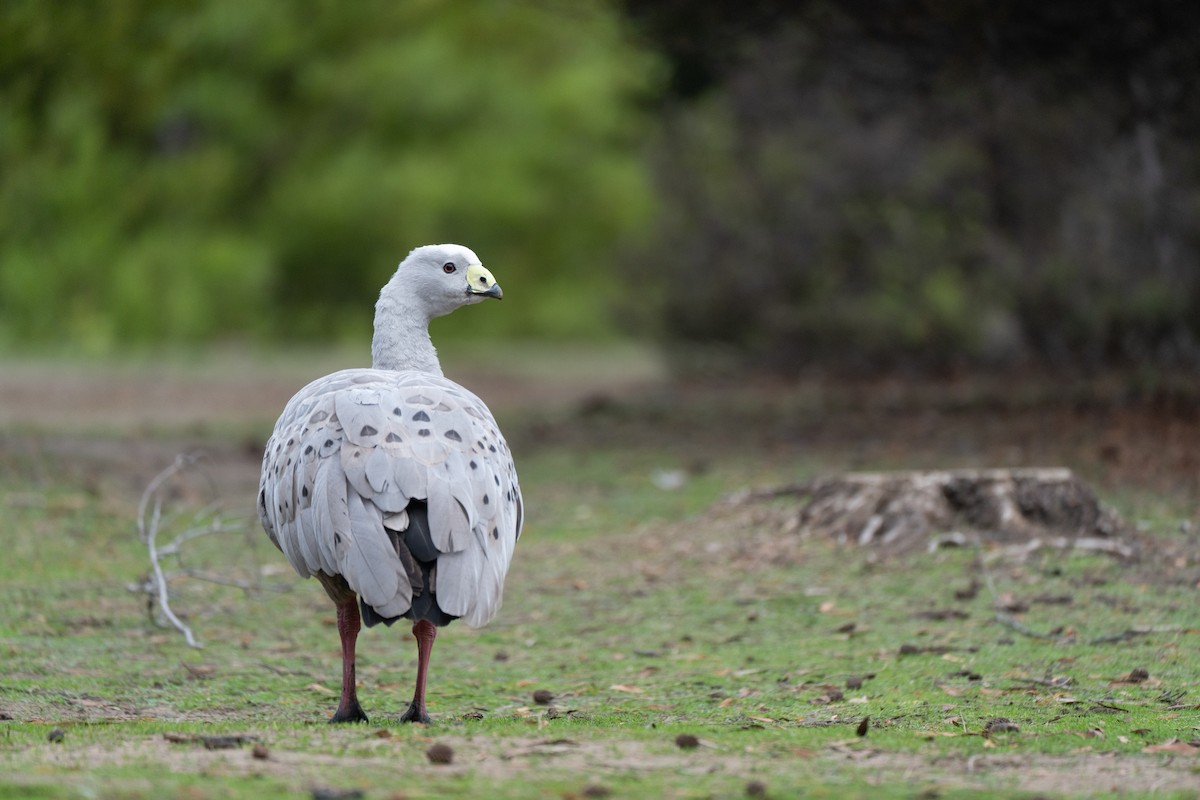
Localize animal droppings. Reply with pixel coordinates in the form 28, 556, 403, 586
675, 733, 700, 749
532, 689, 555, 705
983, 717, 1020, 737
426, 742, 454, 764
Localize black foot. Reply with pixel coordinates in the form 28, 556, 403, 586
329, 703, 369, 724
399, 701, 430, 724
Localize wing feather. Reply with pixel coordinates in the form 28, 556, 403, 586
342, 491, 410, 618
259, 368, 521, 628
340, 443, 374, 499
364, 447, 392, 494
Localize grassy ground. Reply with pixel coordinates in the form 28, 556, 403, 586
1, 348, 1198, 798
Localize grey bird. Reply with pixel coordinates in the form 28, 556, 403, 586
258, 244, 523, 723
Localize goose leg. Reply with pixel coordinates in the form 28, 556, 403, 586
329, 598, 369, 723
399, 619, 437, 723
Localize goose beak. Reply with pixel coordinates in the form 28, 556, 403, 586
466, 263, 503, 299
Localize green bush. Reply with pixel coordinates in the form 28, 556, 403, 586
0, 0, 661, 350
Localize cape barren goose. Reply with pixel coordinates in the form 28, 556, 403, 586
258, 244, 522, 723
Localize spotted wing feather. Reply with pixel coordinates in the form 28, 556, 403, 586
258, 368, 522, 628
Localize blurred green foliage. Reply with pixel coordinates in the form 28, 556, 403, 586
6, 0, 1199, 373
0, 0, 660, 351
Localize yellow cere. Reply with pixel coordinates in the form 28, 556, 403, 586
466, 262, 497, 292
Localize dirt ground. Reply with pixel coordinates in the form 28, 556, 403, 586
4, 357, 1199, 496
3, 355, 1199, 797
2, 358, 1198, 594
12, 731, 1200, 796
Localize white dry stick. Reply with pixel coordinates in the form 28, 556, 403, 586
138, 453, 204, 648
134, 455, 278, 647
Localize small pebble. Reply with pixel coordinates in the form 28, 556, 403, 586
426, 742, 454, 765
674, 733, 700, 750
47, 728, 65, 744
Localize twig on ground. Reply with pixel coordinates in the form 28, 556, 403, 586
139, 454, 205, 648
1089, 701, 1130, 713
173, 568, 266, 591
1010, 676, 1073, 690
1086, 626, 1181, 645
134, 452, 268, 649
1157, 688, 1187, 705
995, 612, 1182, 647
983, 536, 1135, 562
993, 612, 1065, 642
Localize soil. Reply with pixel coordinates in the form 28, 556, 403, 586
4, 358, 1199, 507
3, 360, 1197, 584
3, 358, 1199, 797
11, 731, 1200, 796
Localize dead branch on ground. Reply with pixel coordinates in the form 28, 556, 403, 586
132, 453, 272, 648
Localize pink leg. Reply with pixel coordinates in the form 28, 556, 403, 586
399, 619, 437, 723
329, 600, 369, 723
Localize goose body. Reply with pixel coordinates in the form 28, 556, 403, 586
257, 244, 521, 723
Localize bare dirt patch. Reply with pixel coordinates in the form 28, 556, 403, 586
10, 727, 1200, 797
861, 749, 1200, 795
9, 731, 757, 791
4, 358, 1199, 799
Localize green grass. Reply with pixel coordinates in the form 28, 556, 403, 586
2, 377, 1199, 798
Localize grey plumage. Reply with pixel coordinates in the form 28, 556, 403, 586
258, 242, 518, 724
259, 368, 522, 627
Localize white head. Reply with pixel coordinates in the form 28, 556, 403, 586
381, 243, 502, 320
372, 244, 502, 373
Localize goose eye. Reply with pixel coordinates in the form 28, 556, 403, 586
442, 262, 457, 274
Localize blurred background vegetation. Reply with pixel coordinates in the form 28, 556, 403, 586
3, 0, 1199, 374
